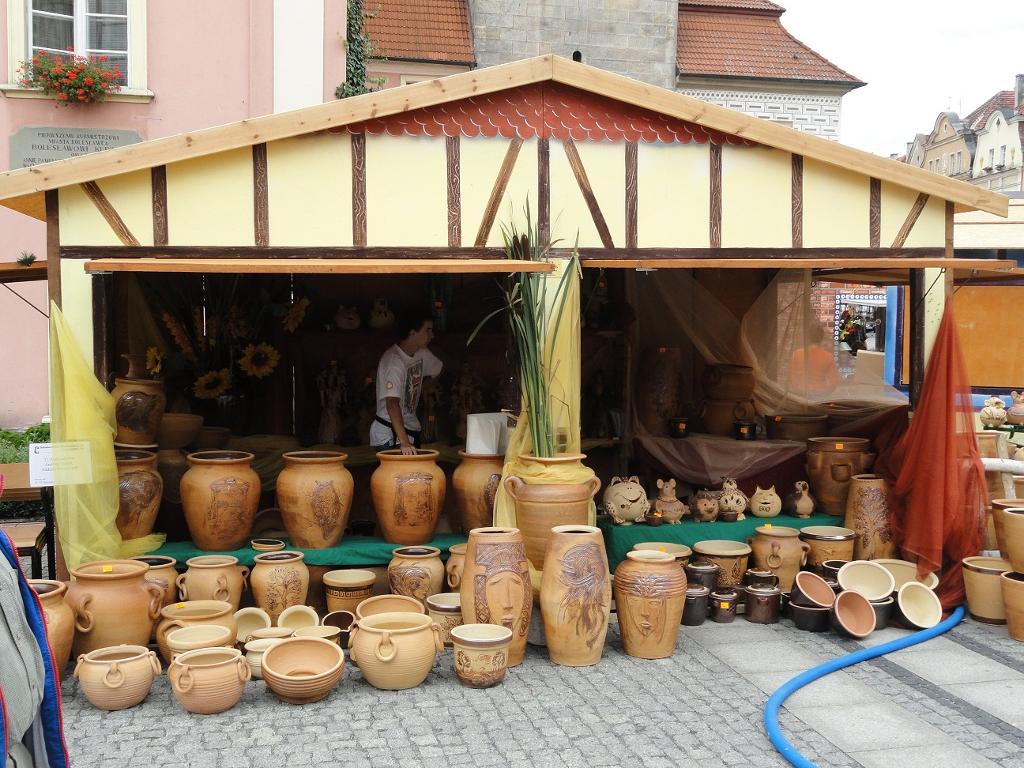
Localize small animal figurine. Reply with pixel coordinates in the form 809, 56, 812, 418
749, 485, 782, 518
980, 396, 1008, 428
602, 476, 650, 525
718, 477, 747, 521
334, 305, 361, 330
368, 298, 396, 330
654, 479, 686, 525
1008, 391, 1024, 426
689, 488, 720, 522
783, 480, 816, 519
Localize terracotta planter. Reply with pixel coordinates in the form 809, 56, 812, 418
132, 555, 178, 609
323, 569, 377, 613
168, 647, 249, 714
276, 451, 354, 548
999, 571, 1024, 640
1001, 507, 1024, 572
691, 540, 751, 590
356, 594, 425, 620
452, 452, 504, 533
893, 582, 942, 630
29, 579, 75, 674
157, 413, 204, 450
789, 571, 836, 608
244, 638, 281, 680
837, 561, 896, 602
66, 559, 164, 656
505, 453, 601, 569
843, 474, 896, 560
446, 544, 467, 590
114, 449, 163, 540
74, 645, 160, 711
250, 551, 310, 623
388, 546, 444, 607
425, 592, 463, 647
612, 550, 686, 659
701, 363, 755, 401
450, 624, 513, 688
177, 555, 249, 611
181, 451, 261, 551
371, 449, 446, 544
111, 377, 166, 445
963, 556, 1012, 624
829, 590, 875, 639
460, 526, 532, 666
798, 526, 855, 575
747, 526, 809, 593
540, 525, 611, 666
349, 612, 443, 690
261, 636, 345, 704
990, 499, 1019, 558
806, 437, 875, 515
700, 398, 756, 437
278, 604, 319, 632
764, 413, 828, 442
166, 624, 234, 661
155, 599, 237, 664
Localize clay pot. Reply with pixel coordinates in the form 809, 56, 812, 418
764, 413, 828, 442
990, 499, 1019, 558
251, 538, 285, 552
166, 624, 235, 661
710, 589, 738, 623
829, 590, 875, 639
446, 544, 467, 590
798, 526, 855, 575
872, 559, 939, 593
388, 546, 445, 607
425, 592, 463, 647
233, 607, 272, 644
294, 625, 342, 645
452, 452, 504, 533
844, 474, 897, 560
745, 584, 781, 624
356, 594, 425, 620
244, 638, 281, 680
66, 559, 165, 656
806, 437, 875, 516
250, 551, 310, 623
156, 448, 188, 510
789, 571, 835, 608
74, 645, 160, 711
349, 612, 443, 690
114, 449, 164, 540
323, 569, 377, 613
613, 550, 686, 659
155, 599, 237, 664
278, 604, 319, 632
168, 647, 249, 714
747, 526, 809, 593
276, 451, 354, 548
177, 555, 249, 611
702, 363, 755, 401
962, 556, 1012, 624
157, 413, 203, 450
132, 555, 178, 609
634, 542, 691, 579
540, 525, 611, 667
821, 560, 848, 581
999, 571, 1024, 640
837, 561, 896, 602
262, 637, 345, 703
685, 562, 719, 591
249, 627, 293, 642
691, 540, 751, 590
111, 377, 166, 445
29, 579, 75, 674
181, 451, 261, 551
192, 426, 231, 451
459, 527, 533, 667
450, 624, 513, 688
682, 586, 709, 626
701, 398, 757, 437
893, 582, 942, 630
371, 449, 446, 545
636, 347, 683, 435
870, 597, 894, 630
791, 603, 830, 632
505, 454, 601, 569
1001, 508, 1024, 572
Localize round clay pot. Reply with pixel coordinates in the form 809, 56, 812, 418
371, 449, 446, 545
250, 551, 310, 623
278, 604, 319, 632
294, 625, 342, 645
798, 526, 855, 575
633, 542, 692, 579
963, 556, 1012, 624
388, 546, 445, 607
249, 626, 293, 641
452, 452, 504, 533
74, 644, 160, 711
250, 538, 285, 552
459, 527, 532, 667
894, 582, 943, 630
829, 590, 875, 639
837, 561, 896, 602
191, 425, 231, 451
356, 594, 425, 620
244, 638, 282, 680
844, 474, 896, 560
132, 555, 178, 609
166, 624, 234, 661
425, 592, 462, 647
806, 437, 875, 516
745, 584, 781, 624
541, 525, 611, 667
446, 544, 467, 590
872, 559, 939, 594
702, 363, 755, 401
1001, 508, 1024, 572
764, 413, 828, 442
276, 451, 354, 548
821, 559, 848, 581
233, 607, 272, 644
168, 647, 250, 714
349, 612, 443, 690
790, 603, 830, 632
999, 571, 1024, 640
155, 599, 237, 664
789, 571, 836, 609
691, 540, 751, 590
990, 499, 1019, 559
66, 559, 165, 657
29, 579, 75, 674
177, 555, 249, 612
181, 451, 261, 551
747, 526, 809, 593
685, 562, 719, 591
870, 597, 894, 631
613, 550, 686, 659
450, 623, 513, 688
700, 398, 756, 437
157, 413, 204, 450
111, 377, 166, 445
261, 636, 345, 703
114, 449, 163, 540
323, 569, 377, 613
504, 453, 601, 570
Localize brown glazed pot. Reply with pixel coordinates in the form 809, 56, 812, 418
806, 437, 875, 515
323, 569, 377, 613
798, 526, 855, 575
250, 551, 310, 623
613, 550, 686, 660
446, 544, 467, 590
132, 555, 178, 609
371, 449, 446, 545
168, 647, 250, 714
74, 645, 161, 711
29, 580, 75, 674
540, 525, 611, 667
181, 451, 261, 551
963, 556, 1012, 624
460, 527, 532, 667
999, 571, 1024, 640
155, 600, 237, 664
388, 546, 445, 607
177, 555, 250, 612
115, 449, 164, 540
747, 526, 810, 593
764, 413, 829, 442
744, 584, 781, 624
789, 571, 836, 608
66, 559, 164, 657
505, 453, 601, 570
111, 377, 166, 445
844, 474, 897, 560
829, 590, 875, 639
276, 451, 354, 549
452, 452, 504, 533
700, 398, 756, 437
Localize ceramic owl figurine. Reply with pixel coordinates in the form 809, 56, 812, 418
654, 479, 686, 524
749, 485, 782, 518
783, 480, 816, 518
718, 477, 747, 521
602, 476, 650, 525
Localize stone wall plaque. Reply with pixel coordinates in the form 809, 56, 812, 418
10, 126, 142, 168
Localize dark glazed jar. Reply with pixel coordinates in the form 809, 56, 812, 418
745, 584, 781, 624
710, 590, 737, 623
682, 586, 709, 626
685, 562, 720, 592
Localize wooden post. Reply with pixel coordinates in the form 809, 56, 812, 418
91, 272, 113, 388
909, 268, 925, 408
45, 190, 60, 311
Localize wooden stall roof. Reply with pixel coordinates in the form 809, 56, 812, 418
82, 258, 555, 275
581, 257, 1017, 271
0, 55, 1008, 221
811, 263, 1024, 286
0, 260, 47, 283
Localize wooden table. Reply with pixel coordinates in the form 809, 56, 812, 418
0, 462, 56, 579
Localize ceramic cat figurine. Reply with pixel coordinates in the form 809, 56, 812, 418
718, 477, 747, 521
602, 476, 649, 525
783, 480, 815, 519
654, 479, 686, 525
749, 485, 782, 518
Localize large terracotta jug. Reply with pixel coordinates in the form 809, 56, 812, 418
177, 555, 250, 611
29, 580, 75, 675
613, 551, 686, 659
540, 525, 611, 667
844, 474, 897, 560
388, 546, 444, 607
249, 551, 310, 623
132, 555, 179, 609
115, 449, 164, 540
276, 451, 354, 548
452, 452, 504, 533
111, 377, 166, 446
747, 526, 810, 593
460, 527, 532, 667
806, 437, 875, 515
371, 449, 446, 545
66, 560, 164, 656
181, 451, 261, 551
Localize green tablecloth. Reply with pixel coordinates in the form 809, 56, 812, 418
600, 514, 844, 572
151, 533, 468, 568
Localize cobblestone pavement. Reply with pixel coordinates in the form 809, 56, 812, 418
56, 610, 1024, 768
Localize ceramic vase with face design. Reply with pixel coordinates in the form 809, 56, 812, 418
612, 550, 686, 660
459, 527, 532, 667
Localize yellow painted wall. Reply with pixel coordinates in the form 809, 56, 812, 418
460, 137, 538, 246
267, 133, 353, 246
721, 145, 790, 247
904, 194, 945, 248
366, 134, 447, 246
880, 182, 945, 247
803, 158, 868, 247
550, 140, 620, 247
59, 257, 93, 365
636, 142, 709, 248
166, 148, 254, 246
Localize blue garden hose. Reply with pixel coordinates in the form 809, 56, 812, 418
764, 605, 966, 768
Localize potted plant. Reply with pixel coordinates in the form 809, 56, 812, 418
17, 50, 122, 105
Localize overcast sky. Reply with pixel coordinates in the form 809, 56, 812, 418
777, 0, 1024, 157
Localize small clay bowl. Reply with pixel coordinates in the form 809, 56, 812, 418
277, 605, 319, 632
789, 571, 836, 609
322, 610, 356, 649
870, 597, 894, 631
355, 594, 425, 620
233, 607, 272, 645
249, 626, 294, 641
250, 538, 285, 553
261, 637, 345, 705
790, 603, 830, 632
893, 582, 942, 630
829, 590, 875, 639
821, 559, 848, 580
166, 624, 234, 661
838, 561, 896, 603
717, 509, 739, 523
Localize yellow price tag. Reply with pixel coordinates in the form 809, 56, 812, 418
740, 427, 749, 434
176, 602, 185, 609
836, 442, 845, 450
101, 565, 113, 573
764, 523, 772, 529
657, 546, 667, 553
720, 601, 730, 609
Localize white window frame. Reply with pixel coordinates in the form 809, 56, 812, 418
1000, 145, 1007, 166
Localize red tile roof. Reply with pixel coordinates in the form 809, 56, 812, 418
365, 0, 474, 65
680, 0, 784, 10
963, 90, 1015, 130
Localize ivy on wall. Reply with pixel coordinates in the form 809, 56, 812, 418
336, 0, 385, 99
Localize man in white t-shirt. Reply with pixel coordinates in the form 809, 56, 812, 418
369, 312, 443, 453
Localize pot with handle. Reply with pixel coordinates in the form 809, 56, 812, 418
67, 560, 165, 656
349, 612, 444, 690
747, 526, 809, 593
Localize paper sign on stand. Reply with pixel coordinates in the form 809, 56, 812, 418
465, 413, 510, 456
28, 442, 93, 487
